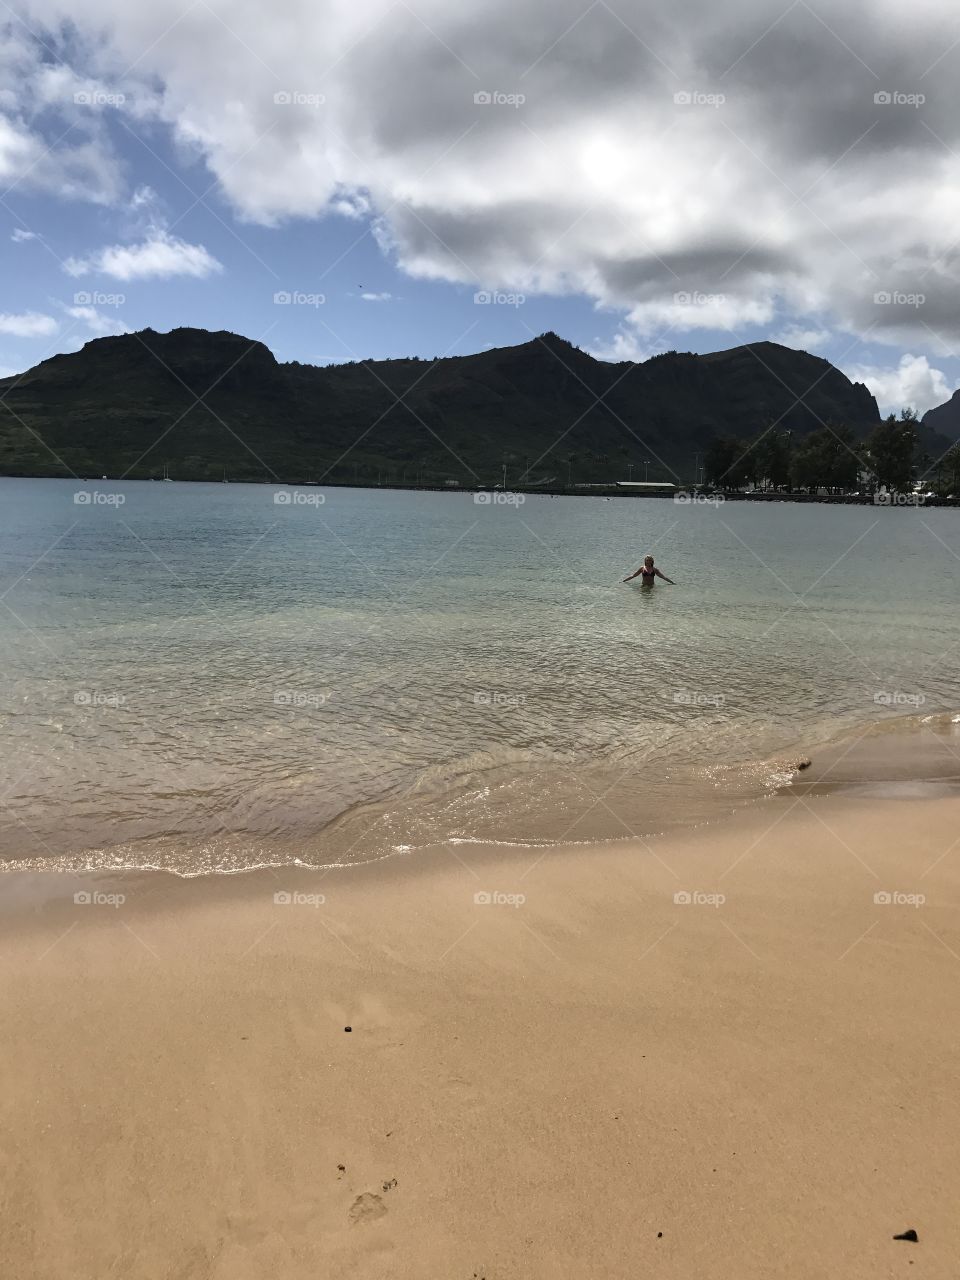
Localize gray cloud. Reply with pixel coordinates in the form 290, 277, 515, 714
8, 0, 960, 350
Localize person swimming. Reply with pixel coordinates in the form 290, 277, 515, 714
623, 555, 675, 587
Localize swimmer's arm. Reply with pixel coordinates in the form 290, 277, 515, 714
622, 567, 644, 582
655, 569, 675, 583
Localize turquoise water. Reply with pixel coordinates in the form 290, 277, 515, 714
1, 477, 958, 873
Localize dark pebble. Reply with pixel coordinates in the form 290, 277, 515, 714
893, 1229, 918, 1242
657, 1232, 663, 1238
797, 759, 811, 770
344, 1026, 352, 1032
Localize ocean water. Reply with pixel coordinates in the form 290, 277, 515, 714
1, 477, 959, 875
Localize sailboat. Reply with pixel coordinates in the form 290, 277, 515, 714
162, 462, 173, 482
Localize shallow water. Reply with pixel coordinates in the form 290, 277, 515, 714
2, 477, 959, 874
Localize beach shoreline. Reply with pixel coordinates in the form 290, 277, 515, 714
4, 702, 959, 879
4, 474, 960, 507
4, 766, 960, 1279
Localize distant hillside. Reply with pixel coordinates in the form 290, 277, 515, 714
922, 389, 960, 445
0, 328, 883, 484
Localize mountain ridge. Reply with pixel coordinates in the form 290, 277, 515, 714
0, 327, 885, 484
922, 388, 960, 444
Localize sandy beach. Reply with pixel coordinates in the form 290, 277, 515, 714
3, 777, 959, 1279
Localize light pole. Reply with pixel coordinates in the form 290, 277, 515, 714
644, 459, 651, 481
627, 463, 634, 481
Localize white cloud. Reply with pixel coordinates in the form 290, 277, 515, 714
772, 325, 833, 351
0, 312, 58, 337
64, 230, 223, 281
846, 354, 957, 415
588, 331, 658, 363
9, 0, 960, 349
0, 115, 38, 184
63, 304, 128, 335
0, 33, 124, 205
11, 227, 38, 242
360, 291, 393, 301
621, 292, 778, 338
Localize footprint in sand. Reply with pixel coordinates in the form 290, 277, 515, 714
349, 1193, 388, 1226
443, 1075, 484, 1114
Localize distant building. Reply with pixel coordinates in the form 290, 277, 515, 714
572, 480, 677, 491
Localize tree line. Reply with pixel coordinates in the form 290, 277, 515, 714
703, 411, 960, 494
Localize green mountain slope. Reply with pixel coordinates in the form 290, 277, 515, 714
0, 327, 882, 484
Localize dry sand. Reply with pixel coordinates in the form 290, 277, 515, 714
2, 787, 959, 1279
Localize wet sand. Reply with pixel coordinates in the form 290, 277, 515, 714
3, 762, 960, 1279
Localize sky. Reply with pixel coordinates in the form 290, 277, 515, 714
2, 0, 960, 414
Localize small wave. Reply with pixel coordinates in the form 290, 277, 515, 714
3, 703, 957, 880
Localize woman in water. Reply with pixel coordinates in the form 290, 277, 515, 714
623, 555, 675, 586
